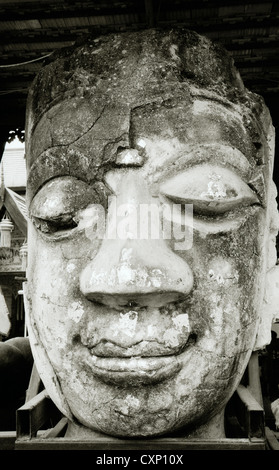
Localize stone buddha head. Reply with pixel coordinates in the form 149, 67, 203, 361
24, 28, 279, 438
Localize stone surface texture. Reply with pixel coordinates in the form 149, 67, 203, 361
24, 28, 279, 438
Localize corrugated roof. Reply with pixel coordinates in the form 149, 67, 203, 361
5, 187, 27, 219
1, 143, 26, 190
3, 188, 27, 236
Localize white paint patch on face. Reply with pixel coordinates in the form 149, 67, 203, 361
208, 259, 239, 286
137, 138, 146, 149
117, 264, 136, 284
149, 268, 163, 288
162, 313, 190, 348
116, 394, 141, 415
118, 259, 144, 286
172, 313, 190, 332
43, 196, 59, 209
116, 148, 143, 166
68, 301, 84, 323
147, 324, 156, 337
66, 263, 76, 273
126, 394, 140, 408
118, 310, 138, 337
90, 272, 106, 286
112, 249, 166, 288
198, 332, 217, 352
163, 329, 180, 347
201, 173, 227, 200
121, 248, 133, 262
90, 264, 166, 288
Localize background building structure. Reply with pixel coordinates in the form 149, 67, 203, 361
0, 140, 26, 340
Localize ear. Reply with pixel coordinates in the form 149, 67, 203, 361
254, 265, 279, 350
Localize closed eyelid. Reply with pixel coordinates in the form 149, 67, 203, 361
29, 178, 108, 241
30, 178, 88, 217
160, 164, 259, 215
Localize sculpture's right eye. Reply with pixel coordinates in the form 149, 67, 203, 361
30, 177, 99, 235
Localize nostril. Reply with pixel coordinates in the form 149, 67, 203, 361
72, 334, 81, 346
188, 332, 197, 345
83, 291, 190, 310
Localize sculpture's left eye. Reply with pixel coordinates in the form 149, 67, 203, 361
30, 176, 100, 235
160, 164, 259, 215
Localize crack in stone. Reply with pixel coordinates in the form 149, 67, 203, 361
48, 104, 107, 149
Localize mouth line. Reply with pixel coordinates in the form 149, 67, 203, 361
84, 354, 182, 386
87, 338, 186, 357
75, 333, 197, 386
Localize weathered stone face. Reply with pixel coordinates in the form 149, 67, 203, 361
24, 28, 279, 438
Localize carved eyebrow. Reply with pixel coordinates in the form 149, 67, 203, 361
189, 87, 239, 111
184, 144, 250, 169
189, 91, 265, 158
26, 149, 95, 207
143, 144, 253, 186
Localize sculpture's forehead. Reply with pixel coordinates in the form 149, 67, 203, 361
26, 92, 268, 206
25, 28, 236, 127
28, 93, 256, 166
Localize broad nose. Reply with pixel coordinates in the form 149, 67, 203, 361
79, 173, 194, 309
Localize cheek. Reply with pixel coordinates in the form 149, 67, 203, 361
181, 213, 266, 347
189, 210, 265, 292
27, 224, 99, 292
188, 259, 245, 353
29, 244, 73, 298
26, 229, 91, 340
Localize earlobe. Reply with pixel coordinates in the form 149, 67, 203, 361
254, 264, 279, 350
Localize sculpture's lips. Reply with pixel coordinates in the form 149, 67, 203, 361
83, 353, 181, 386
89, 339, 185, 357
75, 334, 196, 385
